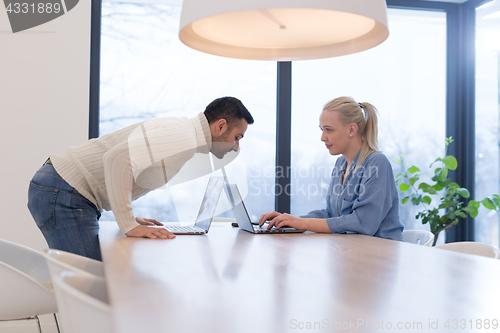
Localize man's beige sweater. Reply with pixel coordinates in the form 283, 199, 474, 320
50, 113, 211, 234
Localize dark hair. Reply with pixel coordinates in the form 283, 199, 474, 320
204, 97, 254, 127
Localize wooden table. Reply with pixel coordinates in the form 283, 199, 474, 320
99, 222, 500, 333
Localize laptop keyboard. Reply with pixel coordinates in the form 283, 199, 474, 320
165, 226, 204, 232
254, 226, 279, 232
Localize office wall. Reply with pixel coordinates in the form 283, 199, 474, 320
0, 2, 92, 253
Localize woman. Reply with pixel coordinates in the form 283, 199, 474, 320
259, 97, 404, 241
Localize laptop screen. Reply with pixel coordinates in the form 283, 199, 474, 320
225, 184, 254, 233
193, 177, 224, 231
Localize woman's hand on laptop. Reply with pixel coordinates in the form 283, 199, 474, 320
125, 224, 176, 240
259, 211, 282, 226
259, 212, 306, 230
267, 213, 307, 230
135, 217, 164, 226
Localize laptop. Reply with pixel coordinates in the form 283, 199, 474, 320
225, 184, 306, 234
161, 177, 224, 235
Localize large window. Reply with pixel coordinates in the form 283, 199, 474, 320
100, 3, 276, 222
290, 9, 447, 241
475, 0, 500, 247
99, 1, 496, 245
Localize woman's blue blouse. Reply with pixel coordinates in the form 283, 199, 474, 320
301, 151, 404, 241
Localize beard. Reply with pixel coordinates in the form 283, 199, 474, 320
211, 130, 233, 159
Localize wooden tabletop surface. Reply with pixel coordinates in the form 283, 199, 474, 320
99, 222, 500, 333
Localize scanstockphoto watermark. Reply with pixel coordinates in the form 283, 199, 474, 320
290, 319, 424, 330
290, 318, 499, 331
249, 164, 333, 180
248, 179, 331, 199
249, 164, 380, 180
248, 164, 381, 199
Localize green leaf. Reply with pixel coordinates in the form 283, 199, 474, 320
394, 158, 401, 163
438, 178, 451, 187
418, 183, 437, 195
408, 166, 420, 174
433, 184, 443, 191
482, 197, 497, 210
463, 205, 478, 218
399, 183, 410, 192
447, 186, 457, 195
440, 167, 449, 179
439, 199, 455, 209
402, 196, 410, 205
468, 200, 480, 209
432, 167, 448, 181
411, 195, 422, 205
409, 175, 419, 186
456, 188, 470, 198
443, 155, 458, 170
489, 195, 500, 208
422, 196, 432, 205
457, 212, 467, 218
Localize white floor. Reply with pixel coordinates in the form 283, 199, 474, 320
0, 314, 59, 333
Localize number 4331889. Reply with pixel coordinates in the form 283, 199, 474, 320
444, 319, 498, 330
6, 3, 62, 14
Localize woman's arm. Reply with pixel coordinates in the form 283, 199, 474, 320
273, 214, 332, 233
259, 211, 332, 233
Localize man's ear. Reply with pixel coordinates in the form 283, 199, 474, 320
215, 119, 228, 135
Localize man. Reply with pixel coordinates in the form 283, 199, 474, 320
28, 97, 253, 260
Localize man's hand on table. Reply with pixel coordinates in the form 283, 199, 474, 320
125, 218, 176, 239
135, 217, 163, 226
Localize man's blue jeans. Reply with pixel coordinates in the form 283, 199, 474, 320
27, 163, 102, 261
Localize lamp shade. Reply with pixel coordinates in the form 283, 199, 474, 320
179, 0, 389, 61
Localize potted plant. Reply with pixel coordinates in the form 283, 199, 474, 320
395, 137, 500, 246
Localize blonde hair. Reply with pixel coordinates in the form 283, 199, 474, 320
323, 96, 379, 170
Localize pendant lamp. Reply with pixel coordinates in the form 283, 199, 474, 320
179, 0, 389, 61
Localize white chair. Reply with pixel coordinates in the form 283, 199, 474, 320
0, 239, 59, 333
402, 230, 434, 247
434, 241, 500, 259
44, 248, 105, 278
52, 271, 114, 333
44, 249, 108, 331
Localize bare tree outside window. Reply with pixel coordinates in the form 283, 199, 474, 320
100, 2, 277, 223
